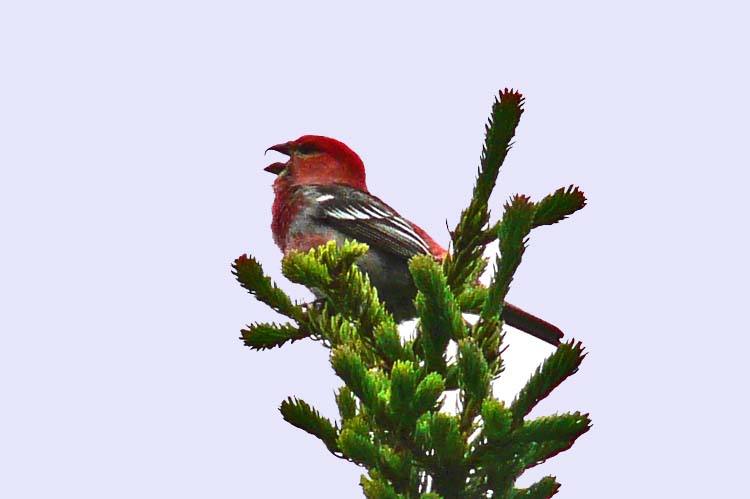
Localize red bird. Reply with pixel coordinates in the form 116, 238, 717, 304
265, 135, 563, 345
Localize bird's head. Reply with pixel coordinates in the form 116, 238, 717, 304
264, 135, 368, 192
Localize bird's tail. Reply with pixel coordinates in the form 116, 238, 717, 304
501, 303, 564, 346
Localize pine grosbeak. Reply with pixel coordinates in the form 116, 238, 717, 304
265, 135, 563, 345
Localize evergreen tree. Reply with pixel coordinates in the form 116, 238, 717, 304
233, 89, 589, 498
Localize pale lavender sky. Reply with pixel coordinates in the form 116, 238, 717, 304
2, 2, 748, 498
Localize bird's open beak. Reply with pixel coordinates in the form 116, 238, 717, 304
264, 162, 286, 175
265, 142, 291, 156
264, 142, 292, 175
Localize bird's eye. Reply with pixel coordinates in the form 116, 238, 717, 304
296, 143, 319, 155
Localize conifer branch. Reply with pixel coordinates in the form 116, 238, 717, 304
414, 412, 466, 497
410, 256, 467, 342
232, 254, 303, 320
480, 195, 535, 323
532, 185, 587, 228
511, 341, 586, 426
521, 439, 580, 470
285, 241, 407, 365
389, 360, 420, 423
240, 322, 310, 350
281, 247, 334, 290
456, 285, 488, 313
413, 373, 446, 418
411, 255, 467, 375
515, 412, 592, 445
510, 476, 560, 499
336, 386, 358, 420
471, 194, 535, 376
445, 89, 525, 294
331, 346, 383, 412
480, 398, 513, 442
485, 459, 525, 498
279, 397, 340, 456
481, 185, 587, 243
457, 338, 491, 433
361, 471, 407, 499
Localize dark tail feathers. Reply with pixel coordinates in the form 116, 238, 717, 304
501, 303, 564, 346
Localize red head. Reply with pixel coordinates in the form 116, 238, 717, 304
264, 135, 368, 192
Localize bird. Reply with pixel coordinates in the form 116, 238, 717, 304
264, 135, 563, 346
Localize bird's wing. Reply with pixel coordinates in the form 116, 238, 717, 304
309, 185, 432, 260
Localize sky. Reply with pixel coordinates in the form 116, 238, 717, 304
2, 1, 749, 498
